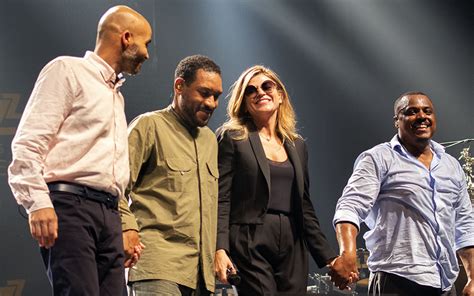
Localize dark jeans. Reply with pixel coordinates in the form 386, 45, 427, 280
40, 191, 125, 296
368, 271, 457, 296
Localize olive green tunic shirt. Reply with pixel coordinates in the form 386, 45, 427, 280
119, 106, 218, 292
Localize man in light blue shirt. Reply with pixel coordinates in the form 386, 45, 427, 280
332, 92, 474, 295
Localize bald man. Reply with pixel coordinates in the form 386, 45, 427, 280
8, 5, 152, 295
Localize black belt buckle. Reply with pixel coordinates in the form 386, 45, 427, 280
87, 188, 118, 209
104, 193, 118, 209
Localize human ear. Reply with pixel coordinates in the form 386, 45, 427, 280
174, 77, 185, 92
393, 116, 399, 128
121, 31, 133, 48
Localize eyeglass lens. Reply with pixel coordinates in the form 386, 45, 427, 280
244, 80, 276, 97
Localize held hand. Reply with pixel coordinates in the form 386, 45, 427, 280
124, 242, 145, 268
123, 230, 145, 268
29, 208, 58, 248
214, 249, 235, 284
328, 253, 359, 290
463, 279, 474, 296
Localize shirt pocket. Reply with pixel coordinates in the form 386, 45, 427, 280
166, 158, 193, 192
206, 162, 219, 200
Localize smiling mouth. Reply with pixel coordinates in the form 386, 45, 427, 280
415, 124, 429, 128
412, 122, 431, 133
255, 97, 271, 104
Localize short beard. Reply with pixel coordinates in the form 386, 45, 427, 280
122, 44, 141, 75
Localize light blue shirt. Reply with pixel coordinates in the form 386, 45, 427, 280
333, 135, 474, 291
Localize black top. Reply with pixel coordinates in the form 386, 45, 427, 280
267, 158, 294, 214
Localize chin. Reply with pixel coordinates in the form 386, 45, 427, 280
123, 70, 138, 76
414, 136, 432, 142
416, 131, 433, 138
196, 114, 211, 127
130, 68, 141, 75
124, 64, 142, 76
196, 121, 209, 128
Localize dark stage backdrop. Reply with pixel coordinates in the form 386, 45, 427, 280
0, 0, 472, 294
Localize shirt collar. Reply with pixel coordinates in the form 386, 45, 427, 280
84, 51, 125, 87
167, 105, 199, 138
390, 134, 445, 158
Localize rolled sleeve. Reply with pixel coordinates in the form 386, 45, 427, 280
333, 209, 362, 230
454, 177, 474, 250
333, 152, 383, 230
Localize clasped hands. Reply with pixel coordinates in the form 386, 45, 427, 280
123, 230, 145, 268
327, 252, 359, 290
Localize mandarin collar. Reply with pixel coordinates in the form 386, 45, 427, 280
168, 105, 199, 137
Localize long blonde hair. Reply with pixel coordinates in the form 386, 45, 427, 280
218, 65, 298, 142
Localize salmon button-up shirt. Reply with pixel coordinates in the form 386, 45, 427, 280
9, 51, 129, 212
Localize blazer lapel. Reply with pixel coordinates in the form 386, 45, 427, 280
285, 141, 304, 199
248, 130, 271, 192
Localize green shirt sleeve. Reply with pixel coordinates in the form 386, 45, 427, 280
119, 197, 139, 231
119, 113, 154, 231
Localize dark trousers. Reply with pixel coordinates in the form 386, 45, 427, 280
368, 271, 457, 296
229, 213, 308, 296
131, 264, 210, 296
40, 191, 125, 296
131, 278, 211, 296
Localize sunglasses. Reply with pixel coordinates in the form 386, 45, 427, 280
244, 80, 277, 98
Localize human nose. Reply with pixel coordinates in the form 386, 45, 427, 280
256, 85, 267, 96
204, 97, 218, 110
417, 110, 428, 118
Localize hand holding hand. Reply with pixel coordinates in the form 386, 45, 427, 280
123, 230, 145, 268
328, 252, 359, 290
463, 279, 474, 296
214, 249, 235, 284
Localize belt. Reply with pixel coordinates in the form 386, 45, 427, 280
266, 209, 291, 216
47, 181, 118, 209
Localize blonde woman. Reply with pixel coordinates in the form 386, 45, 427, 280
214, 66, 346, 295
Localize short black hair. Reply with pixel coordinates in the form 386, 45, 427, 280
174, 55, 221, 85
394, 91, 429, 116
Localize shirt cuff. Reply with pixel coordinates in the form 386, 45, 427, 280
121, 216, 139, 232
118, 198, 140, 231
24, 193, 54, 213
455, 234, 474, 251
333, 209, 361, 230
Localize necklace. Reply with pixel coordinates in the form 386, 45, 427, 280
260, 133, 284, 154
259, 132, 272, 142
260, 135, 271, 142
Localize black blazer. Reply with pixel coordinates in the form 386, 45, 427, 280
216, 128, 337, 268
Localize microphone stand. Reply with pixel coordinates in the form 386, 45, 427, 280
440, 138, 474, 148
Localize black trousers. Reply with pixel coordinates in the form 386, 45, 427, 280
229, 213, 308, 296
368, 271, 457, 296
40, 191, 125, 296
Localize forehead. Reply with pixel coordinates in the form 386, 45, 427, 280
190, 69, 222, 91
144, 25, 153, 39
141, 24, 153, 40
398, 94, 433, 112
248, 73, 272, 85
